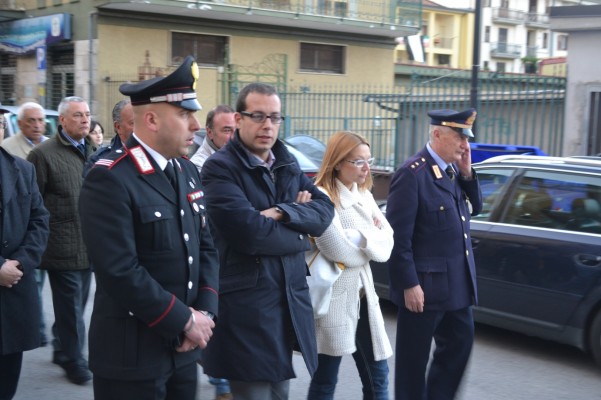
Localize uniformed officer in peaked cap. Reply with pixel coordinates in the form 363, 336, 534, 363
80, 55, 219, 400
386, 107, 483, 400
427, 108, 477, 138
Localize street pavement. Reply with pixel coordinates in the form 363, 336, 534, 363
15, 276, 392, 400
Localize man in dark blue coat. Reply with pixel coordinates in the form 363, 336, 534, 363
201, 82, 334, 399
387, 108, 483, 400
83, 99, 134, 178
80, 56, 219, 400
0, 110, 50, 400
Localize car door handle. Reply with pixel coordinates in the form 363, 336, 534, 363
471, 238, 480, 249
576, 254, 601, 267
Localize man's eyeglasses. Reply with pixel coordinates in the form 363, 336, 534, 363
240, 111, 284, 124
345, 158, 375, 168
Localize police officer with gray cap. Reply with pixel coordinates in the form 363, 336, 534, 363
386, 108, 483, 400
80, 56, 219, 400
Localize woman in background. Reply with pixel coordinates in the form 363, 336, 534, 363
307, 131, 394, 400
88, 120, 104, 147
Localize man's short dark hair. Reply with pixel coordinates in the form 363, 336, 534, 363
206, 104, 234, 130
235, 83, 278, 113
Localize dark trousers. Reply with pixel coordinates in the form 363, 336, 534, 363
93, 361, 197, 400
394, 307, 474, 400
308, 297, 389, 400
0, 352, 23, 400
229, 379, 290, 400
47, 269, 92, 365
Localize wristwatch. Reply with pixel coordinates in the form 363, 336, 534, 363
200, 310, 214, 320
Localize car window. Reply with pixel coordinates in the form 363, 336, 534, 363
503, 170, 601, 233
471, 168, 515, 221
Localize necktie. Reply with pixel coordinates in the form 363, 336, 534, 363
164, 161, 177, 191
445, 165, 456, 181
77, 143, 86, 157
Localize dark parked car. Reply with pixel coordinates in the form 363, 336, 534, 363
372, 155, 601, 365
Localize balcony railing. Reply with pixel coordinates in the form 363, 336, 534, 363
526, 46, 538, 58
490, 42, 522, 58
492, 7, 524, 24
525, 12, 549, 28
176, 0, 422, 28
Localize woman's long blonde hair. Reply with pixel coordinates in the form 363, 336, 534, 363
314, 131, 373, 207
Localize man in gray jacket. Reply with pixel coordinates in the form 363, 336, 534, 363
190, 104, 235, 173
27, 96, 97, 385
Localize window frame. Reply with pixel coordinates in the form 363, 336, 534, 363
171, 32, 228, 67
299, 42, 345, 74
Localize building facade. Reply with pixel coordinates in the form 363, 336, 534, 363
0, 0, 421, 133
550, 3, 601, 156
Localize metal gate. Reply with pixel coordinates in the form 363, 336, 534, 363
280, 71, 566, 169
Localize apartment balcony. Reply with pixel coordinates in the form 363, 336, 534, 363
492, 7, 525, 25
490, 42, 522, 59
96, 0, 421, 38
431, 36, 454, 50
525, 12, 549, 28
526, 45, 538, 58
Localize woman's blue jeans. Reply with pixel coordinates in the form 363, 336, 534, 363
307, 297, 389, 400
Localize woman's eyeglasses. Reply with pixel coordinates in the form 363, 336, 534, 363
240, 111, 284, 124
345, 158, 375, 168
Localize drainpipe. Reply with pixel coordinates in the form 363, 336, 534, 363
470, 0, 482, 134
88, 11, 97, 114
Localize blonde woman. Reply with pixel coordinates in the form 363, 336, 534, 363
308, 131, 393, 400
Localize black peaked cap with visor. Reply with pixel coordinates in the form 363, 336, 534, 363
119, 55, 202, 111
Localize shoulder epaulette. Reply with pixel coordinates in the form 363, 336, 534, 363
405, 156, 428, 174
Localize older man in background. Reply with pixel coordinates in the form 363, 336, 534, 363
0, 107, 50, 400
190, 104, 235, 173
1, 101, 50, 346
83, 99, 134, 177
27, 96, 97, 385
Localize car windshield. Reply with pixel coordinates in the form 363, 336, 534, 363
284, 135, 326, 167
285, 144, 319, 171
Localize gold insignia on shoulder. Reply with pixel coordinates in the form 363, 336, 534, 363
432, 165, 443, 179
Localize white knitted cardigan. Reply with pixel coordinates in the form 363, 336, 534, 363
314, 180, 394, 360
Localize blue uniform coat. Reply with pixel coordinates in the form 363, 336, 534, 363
200, 134, 334, 382
79, 136, 219, 380
387, 147, 482, 310
0, 148, 49, 354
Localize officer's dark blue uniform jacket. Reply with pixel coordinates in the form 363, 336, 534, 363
79, 136, 219, 380
387, 147, 482, 310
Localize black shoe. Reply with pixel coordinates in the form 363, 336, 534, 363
63, 362, 92, 385
52, 351, 69, 366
